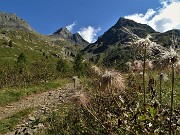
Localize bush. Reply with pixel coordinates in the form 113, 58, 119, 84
56, 58, 73, 77
73, 54, 91, 77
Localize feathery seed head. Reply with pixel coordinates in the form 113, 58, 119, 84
133, 60, 143, 71
159, 73, 169, 81
159, 46, 179, 64
91, 65, 102, 76
146, 59, 154, 70
100, 71, 125, 93
72, 92, 90, 108
122, 27, 165, 56
79, 93, 89, 108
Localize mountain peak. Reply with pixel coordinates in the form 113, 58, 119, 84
113, 17, 134, 28
0, 12, 33, 32
53, 27, 72, 38
113, 17, 155, 32
84, 17, 157, 54
52, 27, 89, 47
72, 33, 89, 47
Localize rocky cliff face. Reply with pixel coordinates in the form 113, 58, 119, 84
0, 12, 33, 32
53, 27, 72, 39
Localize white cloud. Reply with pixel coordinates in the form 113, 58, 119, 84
66, 21, 77, 32
125, 9, 156, 24
78, 26, 101, 43
160, 0, 179, 7
125, 0, 180, 32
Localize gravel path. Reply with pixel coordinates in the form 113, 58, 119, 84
0, 83, 75, 121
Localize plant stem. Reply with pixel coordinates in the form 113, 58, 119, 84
143, 44, 146, 109
159, 74, 163, 107
169, 63, 174, 135
84, 106, 106, 129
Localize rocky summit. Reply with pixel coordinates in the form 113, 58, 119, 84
51, 27, 89, 47
83, 17, 180, 54
0, 12, 33, 32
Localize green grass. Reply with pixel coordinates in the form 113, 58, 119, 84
125, 69, 180, 107
0, 29, 79, 67
0, 78, 70, 107
0, 108, 32, 134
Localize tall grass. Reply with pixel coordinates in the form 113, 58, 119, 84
143, 44, 147, 108
169, 63, 175, 135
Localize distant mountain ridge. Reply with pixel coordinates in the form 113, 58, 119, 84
0, 12, 179, 70
51, 27, 89, 47
83, 17, 180, 70
0, 12, 84, 66
84, 17, 180, 54
0, 12, 89, 47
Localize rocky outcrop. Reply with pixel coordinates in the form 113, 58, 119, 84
0, 12, 34, 32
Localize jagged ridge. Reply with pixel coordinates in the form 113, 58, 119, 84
52, 27, 89, 47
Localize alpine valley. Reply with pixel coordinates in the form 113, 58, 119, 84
0, 12, 180, 135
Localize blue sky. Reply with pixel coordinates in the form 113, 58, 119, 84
0, 0, 179, 43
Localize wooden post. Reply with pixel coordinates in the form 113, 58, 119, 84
73, 76, 78, 91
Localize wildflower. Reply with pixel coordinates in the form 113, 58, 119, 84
159, 46, 180, 135
122, 27, 165, 57
148, 123, 153, 127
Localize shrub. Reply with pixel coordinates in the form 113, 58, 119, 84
56, 58, 73, 77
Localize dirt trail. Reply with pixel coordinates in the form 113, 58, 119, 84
0, 83, 76, 121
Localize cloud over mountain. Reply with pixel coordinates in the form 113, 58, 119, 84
66, 21, 77, 32
78, 26, 101, 43
125, 0, 180, 32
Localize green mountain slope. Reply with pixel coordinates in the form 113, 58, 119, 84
0, 12, 82, 67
